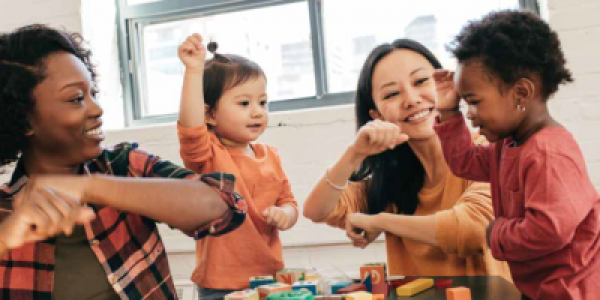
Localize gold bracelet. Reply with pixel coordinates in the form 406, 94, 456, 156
324, 168, 349, 191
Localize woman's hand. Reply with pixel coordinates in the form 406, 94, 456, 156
0, 188, 95, 250
345, 213, 382, 249
348, 120, 409, 160
178, 33, 207, 73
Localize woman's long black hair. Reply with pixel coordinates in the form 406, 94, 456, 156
350, 39, 442, 215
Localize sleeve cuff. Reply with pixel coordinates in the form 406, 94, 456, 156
193, 172, 248, 240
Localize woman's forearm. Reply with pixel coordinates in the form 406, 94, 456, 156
303, 147, 365, 222
85, 175, 228, 232
374, 213, 439, 247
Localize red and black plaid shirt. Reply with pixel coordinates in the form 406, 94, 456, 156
0, 142, 247, 300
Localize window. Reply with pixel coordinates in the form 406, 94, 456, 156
117, 0, 535, 125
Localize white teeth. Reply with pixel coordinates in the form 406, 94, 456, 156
85, 128, 102, 136
408, 110, 430, 121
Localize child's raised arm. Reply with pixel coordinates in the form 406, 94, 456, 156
178, 33, 207, 128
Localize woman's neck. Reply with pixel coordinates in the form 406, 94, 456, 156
407, 136, 448, 188
21, 150, 80, 176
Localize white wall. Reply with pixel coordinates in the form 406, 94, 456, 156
1, 0, 600, 287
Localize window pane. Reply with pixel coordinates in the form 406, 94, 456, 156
139, 2, 314, 117
322, 0, 520, 93
127, 0, 161, 6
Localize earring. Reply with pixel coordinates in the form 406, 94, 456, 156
517, 104, 526, 112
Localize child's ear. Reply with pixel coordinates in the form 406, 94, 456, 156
205, 104, 217, 126
369, 109, 383, 120
513, 77, 535, 108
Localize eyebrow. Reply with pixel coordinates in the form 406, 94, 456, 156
234, 93, 268, 99
461, 93, 476, 99
378, 67, 426, 91
60, 81, 85, 91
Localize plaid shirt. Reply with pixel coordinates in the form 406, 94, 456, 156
0, 142, 246, 300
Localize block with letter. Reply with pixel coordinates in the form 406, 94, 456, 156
330, 282, 352, 294
336, 283, 367, 294
360, 263, 387, 285
258, 283, 292, 300
250, 276, 275, 289
345, 291, 372, 300
446, 286, 472, 300
276, 269, 306, 285
395, 278, 434, 296
225, 290, 260, 300
266, 290, 314, 300
292, 280, 319, 295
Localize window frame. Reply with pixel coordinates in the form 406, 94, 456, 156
116, 0, 539, 126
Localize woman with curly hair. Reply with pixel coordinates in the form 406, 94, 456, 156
434, 10, 600, 300
0, 24, 247, 300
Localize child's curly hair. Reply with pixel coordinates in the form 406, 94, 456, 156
0, 24, 97, 168
449, 10, 573, 99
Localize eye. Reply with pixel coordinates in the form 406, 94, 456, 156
383, 91, 399, 100
468, 100, 481, 106
69, 95, 85, 103
239, 101, 250, 106
415, 77, 429, 86
260, 100, 268, 106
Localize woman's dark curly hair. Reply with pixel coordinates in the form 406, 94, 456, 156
0, 24, 96, 168
352, 39, 442, 215
449, 10, 573, 99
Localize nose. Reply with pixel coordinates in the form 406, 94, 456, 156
401, 86, 422, 109
87, 93, 103, 119
251, 103, 264, 118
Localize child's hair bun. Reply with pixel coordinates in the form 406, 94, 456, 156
207, 41, 218, 54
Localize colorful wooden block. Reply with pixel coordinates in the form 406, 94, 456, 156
276, 269, 306, 285
362, 274, 372, 293
292, 280, 319, 295
345, 291, 372, 300
314, 295, 344, 300
371, 282, 388, 296
225, 290, 260, 300
446, 286, 472, 300
395, 278, 434, 296
388, 278, 415, 288
250, 276, 276, 289
336, 283, 367, 294
330, 282, 352, 294
360, 263, 387, 285
372, 294, 385, 300
266, 290, 314, 300
258, 283, 292, 300
434, 279, 453, 288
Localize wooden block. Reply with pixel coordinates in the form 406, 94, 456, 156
266, 290, 314, 300
258, 283, 292, 300
360, 263, 387, 285
315, 295, 345, 300
388, 279, 415, 288
276, 269, 306, 285
225, 290, 260, 300
336, 283, 367, 294
371, 282, 388, 295
396, 278, 434, 296
346, 291, 372, 300
250, 276, 275, 289
292, 280, 319, 295
447, 286, 472, 300
330, 282, 352, 294
372, 294, 385, 300
434, 279, 453, 288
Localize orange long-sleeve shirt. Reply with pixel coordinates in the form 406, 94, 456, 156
322, 149, 510, 278
177, 123, 297, 289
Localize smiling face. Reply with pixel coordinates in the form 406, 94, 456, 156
26, 51, 104, 165
206, 75, 269, 148
454, 58, 523, 142
369, 49, 437, 140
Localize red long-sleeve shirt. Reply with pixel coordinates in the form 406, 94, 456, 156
434, 115, 600, 300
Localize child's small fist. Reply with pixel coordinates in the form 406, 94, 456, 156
263, 206, 294, 230
178, 33, 207, 71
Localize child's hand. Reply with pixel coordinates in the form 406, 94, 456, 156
263, 206, 295, 230
433, 70, 461, 110
345, 213, 382, 249
349, 120, 409, 159
1, 188, 96, 250
178, 33, 207, 72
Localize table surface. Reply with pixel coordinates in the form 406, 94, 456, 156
389, 276, 522, 300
